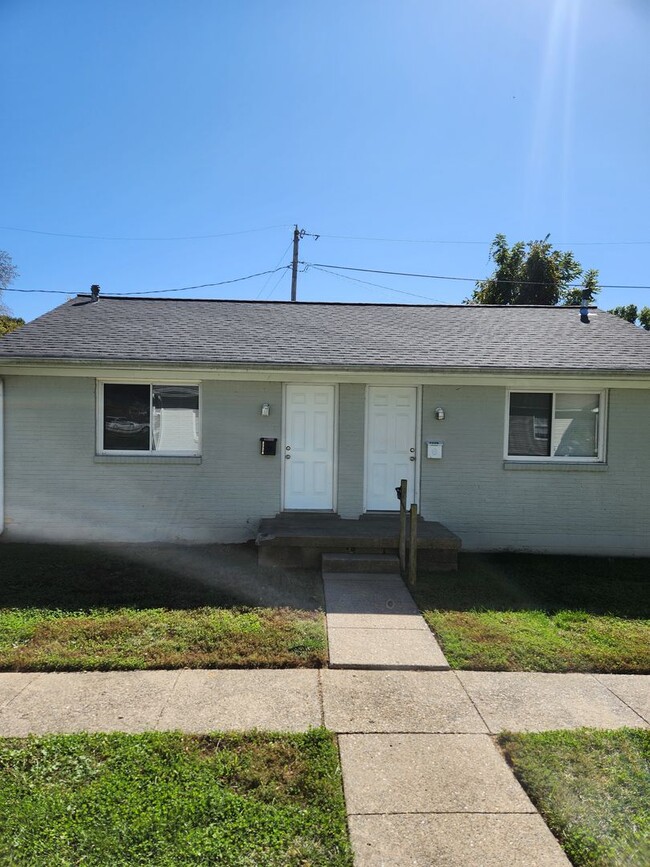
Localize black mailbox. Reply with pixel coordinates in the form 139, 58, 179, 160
260, 437, 278, 456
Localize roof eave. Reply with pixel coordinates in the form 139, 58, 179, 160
1, 356, 649, 378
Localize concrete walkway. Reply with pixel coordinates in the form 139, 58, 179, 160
323, 570, 450, 669
1, 669, 648, 865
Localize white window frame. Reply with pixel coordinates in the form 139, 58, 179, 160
96, 380, 202, 456
504, 388, 607, 463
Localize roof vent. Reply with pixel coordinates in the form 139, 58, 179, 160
90, 284, 100, 303
580, 289, 590, 324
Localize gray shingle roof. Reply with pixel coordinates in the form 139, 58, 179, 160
1, 295, 650, 373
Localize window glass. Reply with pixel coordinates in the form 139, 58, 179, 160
102, 383, 200, 453
552, 393, 599, 457
508, 393, 552, 457
103, 384, 151, 451
152, 385, 199, 452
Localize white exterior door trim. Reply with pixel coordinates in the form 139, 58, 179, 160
364, 384, 421, 512
281, 383, 338, 511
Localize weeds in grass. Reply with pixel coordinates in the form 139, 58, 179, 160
0, 607, 327, 671
423, 609, 650, 672
0, 729, 353, 866
499, 728, 650, 867
0, 543, 327, 671
415, 553, 650, 673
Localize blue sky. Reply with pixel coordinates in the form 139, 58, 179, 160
2, 0, 649, 322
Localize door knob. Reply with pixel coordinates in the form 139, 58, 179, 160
285, 454, 291, 460
410, 456, 416, 461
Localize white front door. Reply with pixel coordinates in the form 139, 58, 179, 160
284, 384, 335, 510
365, 386, 418, 511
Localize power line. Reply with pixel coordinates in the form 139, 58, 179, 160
264, 266, 290, 300
317, 232, 650, 247
5, 249, 650, 302
310, 265, 446, 303
564, 241, 650, 246
303, 261, 650, 291
3, 267, 288, 297
319, 234, 487, 245
1, 287, 78, 296
0, 224, 291, 242
255, 240, 294, 299
3, 220, 650, 246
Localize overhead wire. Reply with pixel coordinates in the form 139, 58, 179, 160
3, 267, 288, 297
6, 259, 650, 299
0, 224, 291, 242
316, 232, 650, 247
309, 265, 446, 303
3, 221, 650, 246
264, 267, 290, 300
255, 240, 294, 299
4, 225, 650, 300
318, 234, 487, 245
303, 261, 650, 291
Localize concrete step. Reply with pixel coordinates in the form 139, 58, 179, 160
322, 552, 401, 574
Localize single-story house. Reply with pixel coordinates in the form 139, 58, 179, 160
0, 295, 649, 556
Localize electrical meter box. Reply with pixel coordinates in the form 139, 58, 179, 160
426, 441, 443, 459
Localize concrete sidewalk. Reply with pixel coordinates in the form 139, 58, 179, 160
1, 669, 648, 866
324, 571, 450, 670
2, 669, 647, 736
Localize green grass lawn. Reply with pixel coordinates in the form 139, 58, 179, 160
0, 728, 352, 867
414, 554, 650, 673
0, 607, 325, 671
3, 545, 649, 673
0, 543, 326, 671
499, 728, 650, 867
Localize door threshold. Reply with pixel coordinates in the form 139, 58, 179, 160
281, 509, 338, 515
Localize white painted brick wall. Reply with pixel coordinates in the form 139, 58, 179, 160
337, 383, 365, 518
2, 376, 282, 543
2, 375, 649, 554
420, 385, 650, 555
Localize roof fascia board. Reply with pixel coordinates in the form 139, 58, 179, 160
1, 358, 650, 377
1, 362, 650, 389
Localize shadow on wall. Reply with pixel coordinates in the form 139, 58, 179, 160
3, 489, 238, 546
0, 541, 324, 612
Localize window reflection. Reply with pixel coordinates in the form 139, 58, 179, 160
103, 384, 151, 451
102, 384, 200, 453
152, 385, 199, 452
508, 392, 601, 459
508, 393, 552, 457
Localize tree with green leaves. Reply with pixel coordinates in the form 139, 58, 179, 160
609, 304, 650, 330
0, 250, 23, 335
641, 308, 650, 330
0, 314, 25, 336
467, 234, 600, 306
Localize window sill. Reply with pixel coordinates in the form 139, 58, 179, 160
94, 455, 202, 465
503, 460, 607, 472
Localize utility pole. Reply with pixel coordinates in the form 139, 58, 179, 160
290, 225, 319, 302
290, 225, 300, 302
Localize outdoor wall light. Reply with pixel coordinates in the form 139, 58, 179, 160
261, 403, 271, 416
434, 407, 446, 421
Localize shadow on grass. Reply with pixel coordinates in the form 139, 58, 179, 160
0, 542, 324, 612
416, 553, 650, 619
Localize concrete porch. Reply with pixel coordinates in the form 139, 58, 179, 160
256, 513, 461, 571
